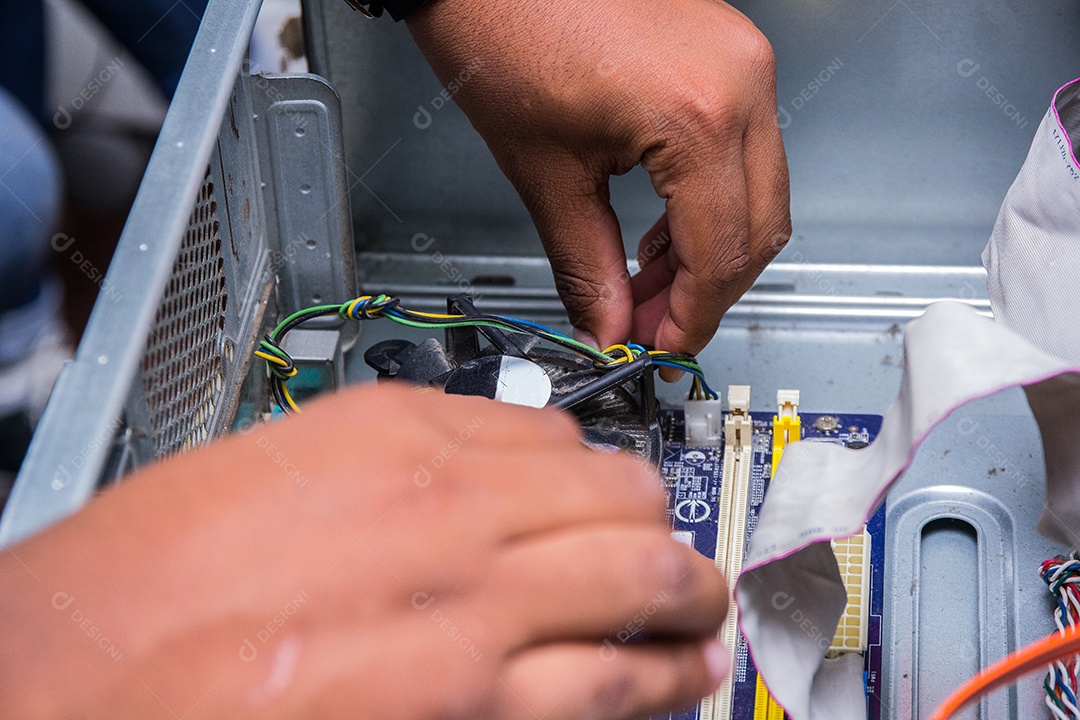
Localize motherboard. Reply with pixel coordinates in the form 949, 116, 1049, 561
651, 396, 886, 720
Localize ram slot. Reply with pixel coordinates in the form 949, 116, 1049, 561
703, 385, 753, 720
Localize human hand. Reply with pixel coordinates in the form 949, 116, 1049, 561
0, 384, 729, 719
407, 0, 791, 356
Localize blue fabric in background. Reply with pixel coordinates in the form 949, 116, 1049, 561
0, 85, 61, 316
0, 0, 210, 121
0, 0, 209, 336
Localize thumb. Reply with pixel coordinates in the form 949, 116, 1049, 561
513, 158, 632, 349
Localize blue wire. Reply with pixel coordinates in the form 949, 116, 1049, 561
381, 304, 717, 395
652, 360, 718, 399
493, 314, 568, 337
1056, 668, 1078, 707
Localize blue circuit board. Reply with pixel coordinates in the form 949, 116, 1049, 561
652, 409, 886, 720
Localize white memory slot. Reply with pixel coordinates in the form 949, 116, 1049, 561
703, 385, 753, 720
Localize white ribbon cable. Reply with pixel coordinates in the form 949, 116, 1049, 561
736, 76, 1080, 720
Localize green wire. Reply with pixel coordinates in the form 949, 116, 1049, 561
259, 294, 719, 407
1044, 674, 1068, 714
384, 312, 614, 364
270, 304, 345, 340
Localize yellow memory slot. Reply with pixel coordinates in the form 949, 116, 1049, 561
754, 674, 771, 720
754, 674, 787, 720
771, 389, 801, 478
749, 391, 803, 720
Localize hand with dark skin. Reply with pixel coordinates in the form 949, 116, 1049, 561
0, 2, 789, 715
0, 385, 729, 719
408, 0, 791, 356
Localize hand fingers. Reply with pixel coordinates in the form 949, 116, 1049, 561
635, 213, 672, 270
299, 383, 585, 452
633, 110, 788, 360
629, 254, 675, 347
641, 107, 751, 356
634, 37, 787, 358
511, 155, 633, 349
499, 639, 729, 720
628, 215, 678, 346
655, 153, 750, 356
487, 526, 728, 647
740, 97, 792, 293
450, 444, 668, 542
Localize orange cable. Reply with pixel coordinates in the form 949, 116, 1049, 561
930, 624, 1080, 720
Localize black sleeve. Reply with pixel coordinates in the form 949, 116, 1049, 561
352, 0, 434, 21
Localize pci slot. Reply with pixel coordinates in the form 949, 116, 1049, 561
704, 385, 753, 720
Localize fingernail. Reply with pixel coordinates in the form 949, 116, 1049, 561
658, 366, 685, 383
572, 328, 599, 350
703, 640, 731, 686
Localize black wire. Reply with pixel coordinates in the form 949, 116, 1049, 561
272, 307, 342, 341
270, 375, 289, 414
390, 309, 611, 362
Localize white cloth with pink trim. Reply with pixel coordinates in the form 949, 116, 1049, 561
735, 78, 1080, 719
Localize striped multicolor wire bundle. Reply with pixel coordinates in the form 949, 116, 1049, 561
255, 293, 717, 414
1042, 553, 1080, 720
929, 555, 1080, 720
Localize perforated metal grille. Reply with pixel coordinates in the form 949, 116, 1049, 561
140, 175, 229, 455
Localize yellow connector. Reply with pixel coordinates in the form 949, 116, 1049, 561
754, 674, 770, 720
771, 389, 801, 478
754, 389, 800, 720
828, 529, 872, 657
754, 674, 787, 720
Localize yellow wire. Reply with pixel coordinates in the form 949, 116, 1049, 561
280, 380, 302, 413
257, 352, 298, 379
345, 296, 463, 320
255, 350, 288, 367
403, 309, 468, 319
603, 344, 637, 364
345, 296, 373, 318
